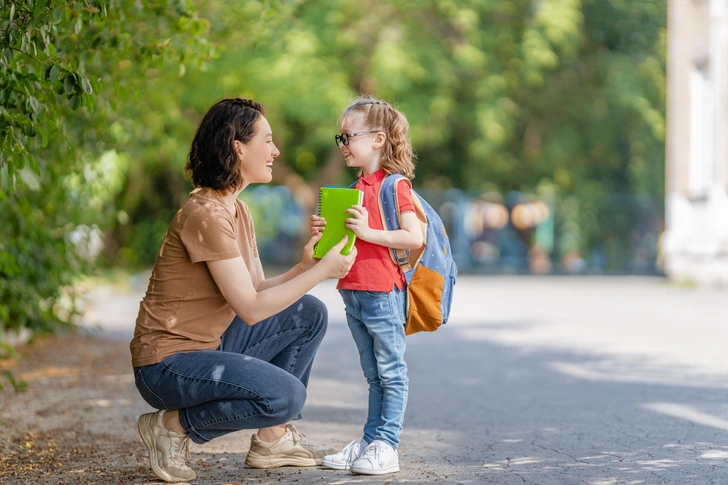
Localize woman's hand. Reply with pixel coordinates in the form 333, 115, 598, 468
344, 205, 372, 241
319, 236, 357, 279
309, 214, 326, 235
300, 232, 322, 270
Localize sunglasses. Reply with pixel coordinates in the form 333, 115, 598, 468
334, 130, 381, 147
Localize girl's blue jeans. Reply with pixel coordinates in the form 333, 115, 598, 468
339, 287, 408, 449
133, 294, 327, 444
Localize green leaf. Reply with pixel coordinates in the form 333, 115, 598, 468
28, 153, 39, 175
9, 3, 15, 23
20, 34, 30, 54
51, 8, 63, 25
13, 155, 25, 171
14, 113, 31, 126
47, 119, 59, 138
29, 96, 42, 114
2, 48, 12, 64
2, 371, 27, 393
50, 64, 59, 82
74, 17, 82, 35
37, 126, 48, 147
81, 76, 92, 94
34, 0, 48, 18
70, 94, 82, 110
48, 43, 55, 57
64, 75, 75, 95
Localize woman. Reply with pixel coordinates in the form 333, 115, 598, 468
130, 98, 356, 483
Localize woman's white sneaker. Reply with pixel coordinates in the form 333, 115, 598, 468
350, 440, 399, 475
321, 440, 366, 470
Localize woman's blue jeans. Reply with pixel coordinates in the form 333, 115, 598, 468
133, 295, 327, 444
339, 288, 408, 449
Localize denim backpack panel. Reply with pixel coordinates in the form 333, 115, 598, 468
378, 174, 457, 335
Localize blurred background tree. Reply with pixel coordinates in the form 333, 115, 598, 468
0, 0, 666, 341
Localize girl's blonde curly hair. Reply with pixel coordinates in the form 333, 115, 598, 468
341, 96, 416, 180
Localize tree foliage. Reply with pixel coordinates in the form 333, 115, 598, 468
0, 0, 213, 336
177, 0, 665, 198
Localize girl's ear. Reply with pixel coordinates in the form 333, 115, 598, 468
233, 140, 245, 158
372, 131, 386, 148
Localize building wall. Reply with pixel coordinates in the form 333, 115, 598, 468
663, 0, 728, 285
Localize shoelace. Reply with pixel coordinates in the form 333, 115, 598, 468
359, 443, 381, 464
289, 426, 317, 450
340, 440, 358, 456
340, 440, 360, 460
168, 435, 191, 466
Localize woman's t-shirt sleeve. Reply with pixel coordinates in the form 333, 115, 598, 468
180, 205, 241, 263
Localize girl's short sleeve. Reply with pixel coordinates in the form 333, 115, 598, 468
396, 178, 416, 214
180, 205, 241, 263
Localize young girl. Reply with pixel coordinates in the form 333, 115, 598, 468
309, 97, 423, 475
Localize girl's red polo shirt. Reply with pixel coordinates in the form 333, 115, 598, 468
337, 169, 415, 292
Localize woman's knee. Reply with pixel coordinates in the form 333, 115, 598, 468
299, 294, 328, 334
268, 378, 307, 422
300, 294, 327, 319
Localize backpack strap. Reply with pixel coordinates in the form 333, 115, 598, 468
379, 174, 412, 272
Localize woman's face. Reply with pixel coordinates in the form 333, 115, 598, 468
237, 116, 280, 185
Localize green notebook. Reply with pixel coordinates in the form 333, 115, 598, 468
313, 186, 364, 258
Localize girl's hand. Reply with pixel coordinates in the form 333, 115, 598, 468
320, 236, 357, 279
309, 214, 326, 235
301, 232, 322, 270
344, 205, 371, 240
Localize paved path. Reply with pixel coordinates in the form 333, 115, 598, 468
2, 275, 728, 484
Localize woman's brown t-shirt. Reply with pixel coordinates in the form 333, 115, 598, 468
130, 188, 260, 367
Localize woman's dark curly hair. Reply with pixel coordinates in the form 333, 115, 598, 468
185, 98, 265, 192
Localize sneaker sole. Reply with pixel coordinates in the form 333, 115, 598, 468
321, 458, 351, 470
245, 451, 320, 468
137, 414, 196, 483
351, 464, 400, 475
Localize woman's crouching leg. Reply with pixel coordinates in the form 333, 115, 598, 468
220, 294, 329, 388
180, 364, 308, 444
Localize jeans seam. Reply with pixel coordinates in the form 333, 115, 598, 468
387, 291, 406, 326
160, 361, 274, 415
286, 345, 301, 374
136, 368, 168, 410
242, 327, 312, 359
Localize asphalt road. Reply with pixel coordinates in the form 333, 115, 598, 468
3, 275, 728, 484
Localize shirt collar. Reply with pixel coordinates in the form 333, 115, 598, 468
359, 168, 387, 186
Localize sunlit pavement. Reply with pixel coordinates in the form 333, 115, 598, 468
81, 275, 728, 484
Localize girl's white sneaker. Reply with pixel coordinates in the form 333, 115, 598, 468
350, 440, 400, 475
321, 440, 366, 470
